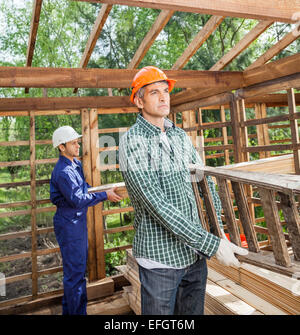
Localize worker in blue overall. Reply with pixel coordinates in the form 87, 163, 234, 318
50, 126, 122, 315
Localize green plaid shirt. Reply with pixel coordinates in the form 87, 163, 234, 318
119, 113, 222, 268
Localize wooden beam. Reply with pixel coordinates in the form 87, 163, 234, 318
287, 88, 300, 174
25, 0, 43, 94
79, 5, 112, 69
0, 67, 243, 89
243, 53, 300, 87
73, 0, 299, 23
0, 96, 131, 111
235, 72, 300, 99
246, 26, 300, 70
74, 4, 112, 93
171, 53, 300, 106
172, 15, 224, 70
210, 20, 273, 71
128, 9, 174, 69
172, 91, 233, 112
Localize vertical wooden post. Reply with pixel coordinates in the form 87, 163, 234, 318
258, 188, 292, 267
287, 88, 300, 174
29, 111, 38, 298
90, 108, 106, 279
216, 177, 241, 246
278, 192, 300, 261
229, 97, 243, 163
198, 108, 205, 164
220, 106, 230, 165
191, 174, 209, 232
238, 99, 249, 163
231, 181, 260, 252
81, 109, 97, 282
198, 177, 222, 238
255, 103, 270, 159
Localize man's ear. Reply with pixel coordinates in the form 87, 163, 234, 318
134, 96, 144, 109
58, 144, 65, 152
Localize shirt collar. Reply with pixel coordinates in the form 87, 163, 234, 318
59, 155, 80, 169
136, 113, 174, 136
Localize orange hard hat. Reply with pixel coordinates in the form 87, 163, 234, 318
130, 66, 176, 103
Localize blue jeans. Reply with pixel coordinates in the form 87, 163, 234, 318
138, 256, 207, 315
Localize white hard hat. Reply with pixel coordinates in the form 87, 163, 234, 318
52, 126, 82, 148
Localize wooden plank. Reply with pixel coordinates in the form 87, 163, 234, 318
74, 0, 299, 23
74, 4, 112, 93
278, 192, 300, 261
0, 67, 243, 89
0, 96, 132, 111
25, 0, 43, 94
287, 88, 300, 174
246, 26, 300, 70
237, 73, 300, 100
89, 109, 106, 279
243, 53, 300, 87
81, 109, 97, 281
220, 106, 230, 165
172, 15, 224, 70
210, 20, 273, 71
191, 174, 209, 231
172, 91, 233, 112
201, 165, 300, 195
128, 10, 174, 69
207, 267, 286, 315
258, 188, 292, 267
231, 181, 260, 252
197, 109, 205, 163
198, 177, 222, 237
216, 177, 241, 246
29, 111, 38, 298
238, 99, 250, 162
79, 5, 112, 69
229, 98, 242, 163
171, 54, 300, 106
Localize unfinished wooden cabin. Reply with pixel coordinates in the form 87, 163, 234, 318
0, 0, 300, 315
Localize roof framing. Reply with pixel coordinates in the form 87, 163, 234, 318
73, 0, 300, 23
25, 0, 43, 93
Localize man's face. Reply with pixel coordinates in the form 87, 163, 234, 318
59, 139, 80, 158
134, 81, 170, 119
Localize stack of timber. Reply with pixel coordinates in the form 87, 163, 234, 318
117, 250, 290, 315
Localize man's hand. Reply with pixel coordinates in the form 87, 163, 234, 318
106, 187, 122, 202
215, 238, 248, 268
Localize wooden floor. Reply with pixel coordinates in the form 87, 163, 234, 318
22, 290, 133, 315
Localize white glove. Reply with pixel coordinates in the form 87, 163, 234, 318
215, 238, 248, 267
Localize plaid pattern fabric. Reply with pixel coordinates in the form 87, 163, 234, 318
119, 113, 222, 267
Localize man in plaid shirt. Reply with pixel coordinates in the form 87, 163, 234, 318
119, 66, 248, 315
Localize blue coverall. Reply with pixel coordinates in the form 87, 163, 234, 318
50, 155, 107, 315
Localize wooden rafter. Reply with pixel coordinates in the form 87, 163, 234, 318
1, 94, 299, 113
246, 26, 300, 70
243, 52, 300, 86
78, 4, 112, 68
127, 9, 174, 69
73, 0, 300, 23
210, 20, 273, 71
172, 15, 224, 70
171, 52, 300, 105
74, 4, 112, 93
25, 0, 43, 94
0, 67, 243, 89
